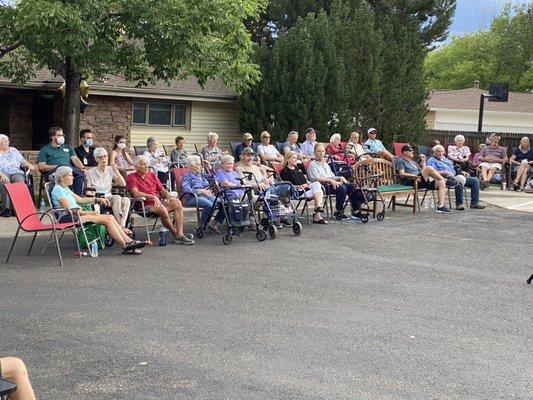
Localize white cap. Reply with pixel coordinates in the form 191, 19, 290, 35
367, 128, 377, 134
456, 175, 467, 186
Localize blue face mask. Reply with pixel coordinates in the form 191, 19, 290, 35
85, 139, 94, 147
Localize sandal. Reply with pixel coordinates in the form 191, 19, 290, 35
122, 240, 147, 253
122, 227, 133, 236
314, 207, 325, 213
122, 248, 142, 255
312, 218, 329, 224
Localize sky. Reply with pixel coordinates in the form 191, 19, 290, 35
449, 0, 529, 36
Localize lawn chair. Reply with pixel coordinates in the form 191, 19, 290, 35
172, 167, 204, 234
133, 145, 148, 156
4, 182, 81, 267
393, 142, 410, 157
0, 378, 16, 400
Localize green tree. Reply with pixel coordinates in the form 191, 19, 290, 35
0, 0, 264, 144
424, 3, 532, 92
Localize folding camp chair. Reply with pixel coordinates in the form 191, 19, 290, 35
4, 182, 81, 267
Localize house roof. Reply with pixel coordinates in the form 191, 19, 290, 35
428, 88, 533, 114
0, 69, 237, 101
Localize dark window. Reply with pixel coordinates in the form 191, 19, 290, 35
148, 103, 172, 125
174, 105, 186, 126
133, 103, 147, 124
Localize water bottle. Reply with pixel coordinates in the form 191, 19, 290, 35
158, 226, 168, 246
39, 199, 46, 213
90, 240, 99, 258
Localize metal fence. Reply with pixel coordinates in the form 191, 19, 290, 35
425, 129, 530, 154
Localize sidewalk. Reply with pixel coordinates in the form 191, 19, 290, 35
479, 186, 533, 213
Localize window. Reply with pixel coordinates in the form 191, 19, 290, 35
174, 105, 186, 126
132, 102, 190, 128
132, 103, 147, 124
148, 103, 171, 125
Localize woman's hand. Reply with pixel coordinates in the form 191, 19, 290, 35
0, 173, 9, 183
97, 197, 111, 207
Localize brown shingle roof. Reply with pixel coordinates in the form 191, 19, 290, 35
428, 88, 533, 114
0, 69, 237, 100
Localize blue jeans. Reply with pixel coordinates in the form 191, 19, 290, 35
455, 176, 480, 206
185, 194, 224, 225
326, 183, 359, 212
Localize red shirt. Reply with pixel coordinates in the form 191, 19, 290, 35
126, 171, 162, 206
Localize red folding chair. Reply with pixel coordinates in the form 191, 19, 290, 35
4, 182, 81, 267
393, 142, 410, 157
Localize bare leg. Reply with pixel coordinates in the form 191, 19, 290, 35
486, 167, 496, 182
421, 166, 445, 181
150, 205, 177, 236
0, 357, 37, 400
167, 198, 185, 237
436, 179, 446, 206
481, 166, 489, 181
81, 215, 131, 248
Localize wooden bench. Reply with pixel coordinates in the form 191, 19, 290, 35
354, 158, 419, 213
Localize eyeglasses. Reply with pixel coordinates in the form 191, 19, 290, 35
96, 155, 107, 159
405, 148, 414, 152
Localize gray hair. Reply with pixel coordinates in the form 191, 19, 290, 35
185, 155, 201, 167
287, 131, 298, 139
133, 155, 148, 166
207, 132, 219, 140
53, 166, 73, 183
0, 134, 8, 142
329, 133, 341, 143
93, 147, 108, 159
220, 154, 234, 164
432, 144, 445, 154
454, 134, 465, 143
146, 136, 158, 147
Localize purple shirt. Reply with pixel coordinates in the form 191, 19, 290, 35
215, 169, 244, 198
480, 146, 506, 161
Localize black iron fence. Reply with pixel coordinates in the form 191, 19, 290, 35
425, 129, 530, 154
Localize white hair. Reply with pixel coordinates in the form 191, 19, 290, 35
93, 147, 108, 159
0, 134, 8, 142
220, 154, 234, 164
287, 131, 298, 139
207, 132, 219, 140
454, 134, 465, 143
133, 155, 148, 166
185, 155, 201, 167
329, 133, 341, 143
432, 144, 445, 154
53, 166, 72, 183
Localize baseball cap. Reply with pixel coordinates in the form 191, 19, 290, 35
367, 128, 377, 134
243, 132, 253, 140
306, 127, 316, 134
242, 147, 254, 155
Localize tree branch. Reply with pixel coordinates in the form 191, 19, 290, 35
0, 40, 22, 59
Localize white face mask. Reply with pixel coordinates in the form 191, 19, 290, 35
117, 143, 126, 150
85, 139, 94, 147
56, 136, 65, 145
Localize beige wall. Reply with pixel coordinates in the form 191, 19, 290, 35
130, 101, 241, 153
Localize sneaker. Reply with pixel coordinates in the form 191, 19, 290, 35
174, 235, 195, 245
334, 211, 349, 220
207, 223, 220, 235
281, 218, 292, 226
470, 203, 486, 209
274, 222, 283, 229
456, 204, 465, 211
2, 208, 12, 218
436, 205, 451, 213
351, 211, 363, 219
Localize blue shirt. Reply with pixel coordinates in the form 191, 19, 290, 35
363, 139, 386, 153
513, 147, 533, 162
215, 169, 244, 198
51, 184, 78, 209
0, 147, 25, 175
427, 156, 455, 175
182, 171, 212, 194
300, 140, 317, 157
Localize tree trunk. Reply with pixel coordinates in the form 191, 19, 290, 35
62, 56, 81, 146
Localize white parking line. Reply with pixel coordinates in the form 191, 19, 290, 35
508, 200, 533, 209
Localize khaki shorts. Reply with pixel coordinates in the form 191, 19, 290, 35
479, 162, 502, 170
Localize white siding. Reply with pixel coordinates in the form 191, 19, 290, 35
131, 101, 241, 153
434, 109, 533, 133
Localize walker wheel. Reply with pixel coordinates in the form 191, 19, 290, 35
268, 225, 277, 239
376, 211, 385, 221
196, 227, 204, 238
256, 229, 267, 242
361, 215, 369, 223
292, 221, 302, 236
222, 234, 232, 245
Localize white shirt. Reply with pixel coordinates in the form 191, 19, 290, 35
257, 144, 280, 158
85, 166, 116, 197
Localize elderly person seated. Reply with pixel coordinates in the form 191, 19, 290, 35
182, 155, 224, 234
201, 131, 224, 170
236, 147, 273, 190
50, 166, 147, 254
326, 133, 346, 160
0, 134, 35, 217
510, 137, 533, 191
170, 136, 189, 168
346, 131, 373, 166
395, 145, 450, 213
447, 134, 471, 172
281, 151, 327, 224
257, 131, 283, 164
85, 147, 132, 231
126, 155, 194, 245
109, 135, 134, 177
214, 155, 248, 197
143, 136, 169, 186
427, 145, 485, 210
235, 132, 258, 161
479, 133, 508, 189
283, 131, 307, 159
307, 144, 365, 220
0, 356, 37, 400
363, 127, 393, 161
300, 127, 317, 158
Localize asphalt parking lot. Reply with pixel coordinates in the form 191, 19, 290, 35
1, 206, 532, 400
